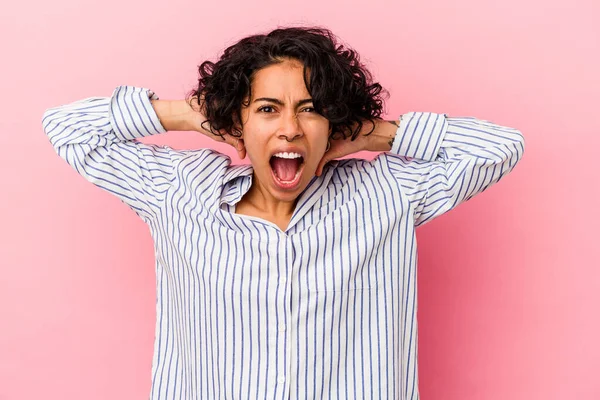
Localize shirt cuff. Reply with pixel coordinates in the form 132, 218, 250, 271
108, 85, 167, 141
390, 112, 448, 161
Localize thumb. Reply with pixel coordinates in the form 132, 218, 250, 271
237, 146, 246, 160
235, 138, 246, 159
316, 156, 329, 176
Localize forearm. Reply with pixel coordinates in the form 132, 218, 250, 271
366, 119, 400, 152
150, 99, 197, 132
151, 97, 246, 158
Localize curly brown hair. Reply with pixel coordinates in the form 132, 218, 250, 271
186, 25, 389, 142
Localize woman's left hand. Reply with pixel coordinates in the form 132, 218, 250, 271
315, 118, 397, 176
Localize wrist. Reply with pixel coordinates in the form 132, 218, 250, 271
151, 99, 195, 132
367, 118, 400, 152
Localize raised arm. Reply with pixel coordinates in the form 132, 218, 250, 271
379, 112, 525, 227
42, 86, 193, 223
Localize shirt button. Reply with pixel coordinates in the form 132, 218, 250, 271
279, 324, 286, 332
278, 376, 286, 384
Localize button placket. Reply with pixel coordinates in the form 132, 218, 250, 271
273, 236, 295, 393
274, 236, 290, 391
279, 237, 296, 393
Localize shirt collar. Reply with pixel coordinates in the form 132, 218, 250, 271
218, 161, 339, 211
223, 163, 254, 183
219, 163, 254, 207
216, 161, 341, 233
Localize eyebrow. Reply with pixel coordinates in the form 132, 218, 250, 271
253, 97, 313, 107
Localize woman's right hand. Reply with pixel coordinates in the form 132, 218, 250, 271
186, 95, 246, 160
152, 97, 246, 159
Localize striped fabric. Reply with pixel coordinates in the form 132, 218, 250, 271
42, 85, 525, 399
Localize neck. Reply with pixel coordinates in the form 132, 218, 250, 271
244, 172, 298, 217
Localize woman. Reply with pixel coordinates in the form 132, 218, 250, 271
42, 26, 525, 400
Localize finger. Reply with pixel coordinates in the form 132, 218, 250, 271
236, 138, 245, 151
223, 134, 238, 147
316, 158, 327, 176
319, 160, 326, 176
233, 138, 244, 152
237, 147, 246, 160
233, 138, 245, 159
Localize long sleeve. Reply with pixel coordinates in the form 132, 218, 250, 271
384, 111, 525, 227
42, 85, 184, 223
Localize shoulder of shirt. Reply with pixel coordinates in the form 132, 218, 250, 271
333, 157, 370, 171
174, 147, 230, 165
334, 155, 391, 173
168, 147, 233, 181
180, 149, 255, 186
331, 153, 413, 182
325, 157, 378, 185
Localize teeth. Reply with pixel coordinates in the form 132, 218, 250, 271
273, 152, 302, 159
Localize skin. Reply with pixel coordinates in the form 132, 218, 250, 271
233, 58, 331, 224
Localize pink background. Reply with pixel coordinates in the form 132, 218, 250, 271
1, 0, 599, 399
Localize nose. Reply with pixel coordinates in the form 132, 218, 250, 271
278, 112, 304, 142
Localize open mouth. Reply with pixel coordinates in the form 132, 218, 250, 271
269, 153, 305, 189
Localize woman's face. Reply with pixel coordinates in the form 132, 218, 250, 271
237, 58, 331, 204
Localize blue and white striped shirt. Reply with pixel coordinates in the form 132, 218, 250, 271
42, 85, 525, 399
